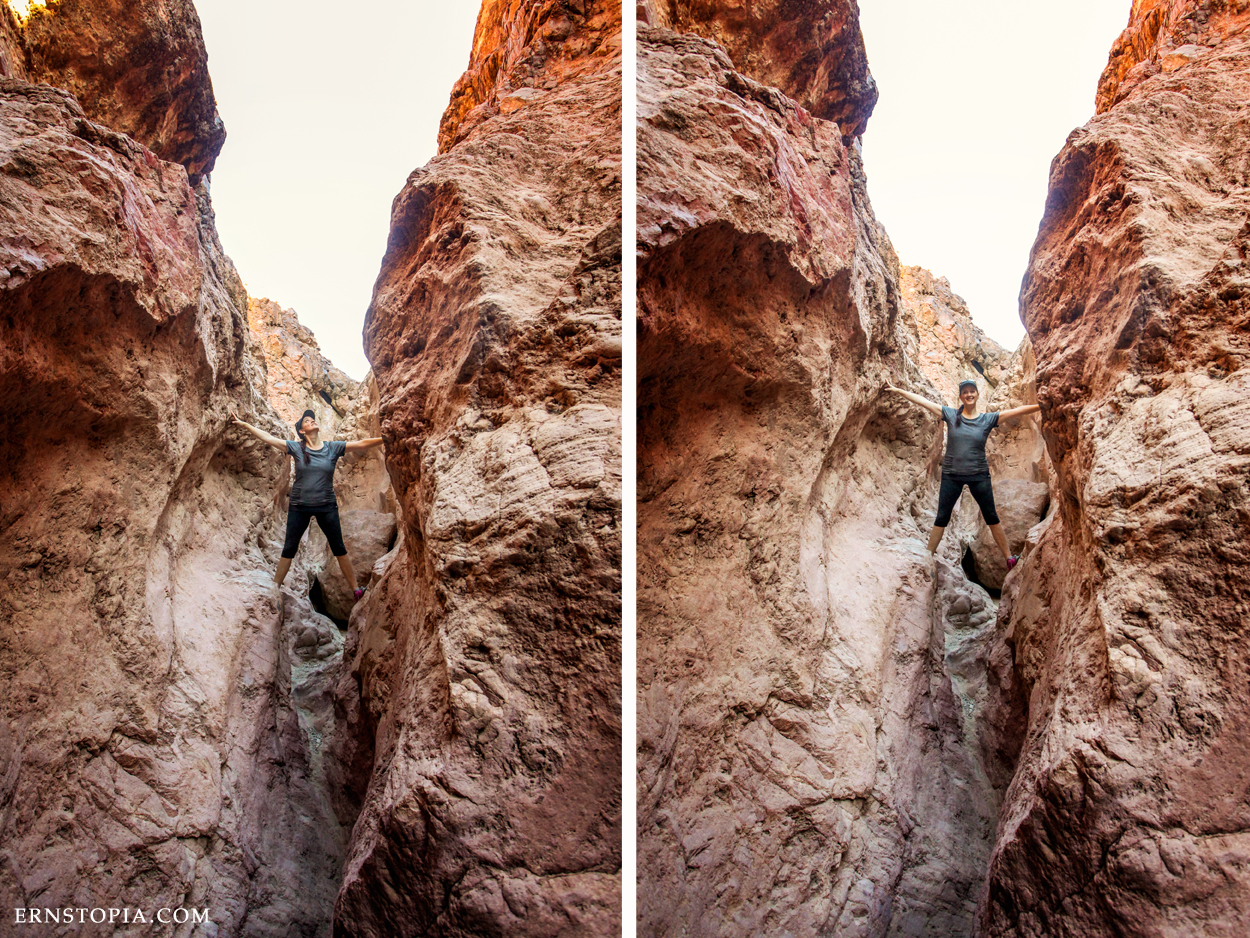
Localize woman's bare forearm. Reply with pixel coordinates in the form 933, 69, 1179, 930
230, 412, 287, 449
344, 437, 385, 454
997, 404, 1041, 424
884, 384, 944, 417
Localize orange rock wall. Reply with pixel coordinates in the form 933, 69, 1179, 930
331, 1, 623, 934
636, 7, 1038, 935
983, 1, 1250, 933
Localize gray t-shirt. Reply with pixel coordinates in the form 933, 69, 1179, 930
941, 406, 998, 477
285, 440, 347, 507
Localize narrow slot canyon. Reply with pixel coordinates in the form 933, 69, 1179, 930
1, 0, 621, 936
637, 1, 1250, 937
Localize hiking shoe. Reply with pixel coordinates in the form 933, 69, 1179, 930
1006, 556, 1019, 571
353, 587, 365, 601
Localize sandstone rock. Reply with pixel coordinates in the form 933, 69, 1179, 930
438, 0, 622, 152
311, 509, 397, 622
982, 2, 1250, 933
0, 15, 347, 935
0, 4, 23, 80
638, 17, 1013, 937
900, 264, 1012, 396
330, 2, 622, 934
6, 0, 225, 177
983, 338, 1050, 488
638, 0, 878, 136
247, 296, 363, 429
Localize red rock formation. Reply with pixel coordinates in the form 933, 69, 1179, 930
438, 0, 622, 151
0, 5, 359, 933
900, 265, 1011, 395
637, 10, 1032, 936
638, 0, 877, 136
332, 1, 622, 934
4, 0, 224, 177
983, 1, 1250, 933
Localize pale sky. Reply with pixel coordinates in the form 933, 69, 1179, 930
194, 2, 1131, 377
195, 1, 481, 380
858, 0, 1131, 350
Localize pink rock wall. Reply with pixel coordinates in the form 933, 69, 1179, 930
0, 7, 359, 935
638, 0, 878, 136
10, 0, 225, 177
900, 265, 1011, 397
982, 1, 1250, 934
637, 9, 1038, 935
331, 1, 623, 934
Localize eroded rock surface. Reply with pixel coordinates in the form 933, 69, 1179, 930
438, 0, 623, 152
982, 2, 1250, 934
331, 1, 623, 934
0, 8, 354, 936
899, 265, 1012, 396
5, 0, 224, 177
638, 0, 878, 136
637, 11, 1031, 937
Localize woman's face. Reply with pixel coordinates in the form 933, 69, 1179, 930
299, 415, 319, 436
960, 385, 979, 407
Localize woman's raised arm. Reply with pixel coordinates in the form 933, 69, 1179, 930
996, 404, 1041, 425
228, 409, 288, 451
344, 437, 385, 454
883, 383, 944, 418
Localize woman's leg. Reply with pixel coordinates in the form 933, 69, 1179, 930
315, 507, 360, 592
278, 508, 314, 583
930, 475, 964, 554
966, 478, 1012, 559
336, 554, 358, 587
987, 523, 1011, 559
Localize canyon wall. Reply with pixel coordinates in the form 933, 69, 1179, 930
637, 5, 1045, 936
331, 0, 623, 935
0, 4, 369, 934
982, 1, 1250, 934
3, 0, 223, 178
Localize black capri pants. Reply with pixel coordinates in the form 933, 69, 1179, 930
282, 505, 347, 558
934, 473, 999, 528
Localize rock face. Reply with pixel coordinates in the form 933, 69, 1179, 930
637, 9, 1038, 936
332, 1, 623, 935
0, 6, 352, 935
247, 297, 364, 431
3, 0, 224, 177
438, 0, 623, 152
982, 2, 1250, 934
638, 0, 878, 136
899, 265, 1012, 396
